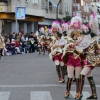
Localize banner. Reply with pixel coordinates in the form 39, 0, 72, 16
16, 7, 26, 19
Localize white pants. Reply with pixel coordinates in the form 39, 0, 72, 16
80, 66, 92, 77
54, 60, 64, 66
67, 66, 82, 78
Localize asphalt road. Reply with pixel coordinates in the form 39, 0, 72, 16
0, 52, 100, 100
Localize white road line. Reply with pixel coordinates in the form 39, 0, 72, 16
0, 92, 10, 100
0, 84, 99, 88
70, 91, 91, 100
31, 91, 52, 100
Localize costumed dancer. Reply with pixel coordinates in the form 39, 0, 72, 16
63, 16, 84, 99
75, 13, 99, 100
45, 28, 53, 54
39, 27, 46, 55
0, 34, 5, 59
49, 20, 67, 83
61, 22, 70, 75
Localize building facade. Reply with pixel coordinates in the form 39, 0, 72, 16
72, 0, 91, 23
90, 0, 100, 23
0, 0, 72, 34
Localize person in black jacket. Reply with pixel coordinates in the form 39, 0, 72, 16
29, 38, 35, 53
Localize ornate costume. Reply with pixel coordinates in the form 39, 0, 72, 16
49, 20, 67, 83
0, 34, 5, 59
75, 13, 99, 100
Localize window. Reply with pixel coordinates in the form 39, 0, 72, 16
26, 0, 29, 2
33, 0, 38, 5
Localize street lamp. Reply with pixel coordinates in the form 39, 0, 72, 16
15, 0, 18, 33
56, 0, 62, 19
75, 0, 76, 15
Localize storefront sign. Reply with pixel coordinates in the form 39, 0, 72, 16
0, 6, 3, 12
16, 7, 26, 19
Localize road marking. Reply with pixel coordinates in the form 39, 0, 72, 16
70, 91, 91, 100
0, 84, 99, 88
0, 92, 10, 100
31, 91, 52, 100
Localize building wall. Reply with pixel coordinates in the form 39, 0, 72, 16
90, 0, 100, 23
0, 0, 73, 33
72, 0, 91, 22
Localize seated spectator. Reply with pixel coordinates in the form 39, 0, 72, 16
11, 39, 17, 55
5, 38, 12, 55
15, 38, 23, 54
22, 41, 28, 53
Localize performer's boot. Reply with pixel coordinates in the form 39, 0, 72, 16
56, 65, 61, 83
64, 78, 72, 99
73, 70, 76, 82
39, 47, 41, 55
76, 74, 85, 100
86, 76, 98, 99
0, 49, 1, 59
64, 65, 67, 75
75, 78, 79, 99
42, 47, 45, 55
61, 66, 65, 83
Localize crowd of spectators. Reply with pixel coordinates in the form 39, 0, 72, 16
0, 32, 38, 57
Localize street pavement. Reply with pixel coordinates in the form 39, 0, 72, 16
0, 52, 100, 100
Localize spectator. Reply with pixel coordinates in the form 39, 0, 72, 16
33, 33, 38, 52
15, 38, 23, 54
29, 38, 35, 53
5, 38, 12, 56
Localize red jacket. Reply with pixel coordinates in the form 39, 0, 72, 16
15, 40, 20, 47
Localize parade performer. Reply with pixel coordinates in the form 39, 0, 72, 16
49, 20, 67, 83
39, 27, 46, 55
75, 13, 100, 100
45, 35, 52, 54
63, 16, 85, 99
0, 34, 5, 59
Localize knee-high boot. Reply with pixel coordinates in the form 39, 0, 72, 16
76, 78, 79, 93
42, 46, 45, 55
56, 65, 61, 82
64, 78, 72, 99
76, 74, 85, 100
86, 76, 98, 99
61, 66, 65, 83
0, 49, 1, 59
75, 78, 79, 99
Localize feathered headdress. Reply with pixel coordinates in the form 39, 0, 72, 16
89, 13, 99, 36
68, 15, 83, 36
52, 20, 62, 34
70, 16, 82, 30
40, 27, 44, 33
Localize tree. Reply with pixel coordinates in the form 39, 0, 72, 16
56, 16, 72, 23
63, 16, 72, 22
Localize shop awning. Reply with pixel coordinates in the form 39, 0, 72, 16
49, 0, 57, 8
0, 13, 44, 22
